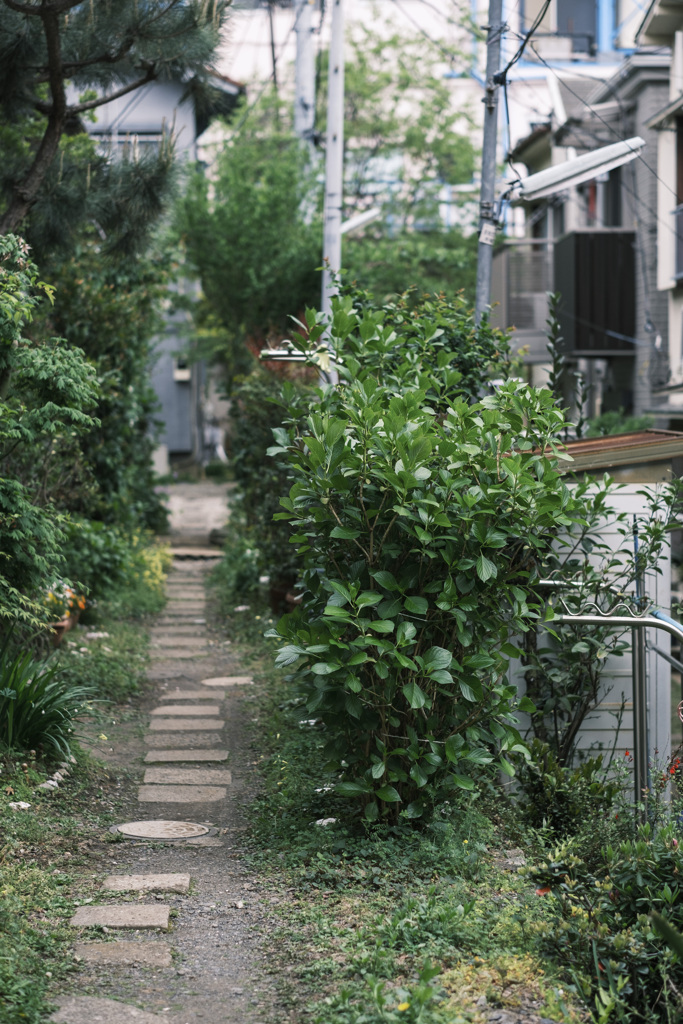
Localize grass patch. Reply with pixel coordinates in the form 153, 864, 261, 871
223, 598, 585, 1024
0, 750, 137, 1024
0, 555, 166, 1023
54, 621, 150, 704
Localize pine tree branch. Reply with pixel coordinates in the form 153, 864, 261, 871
34, 66, 158, 116
33, 38, 138, 80
1, 0, 83, 14
68, 67, 158, 113
0, 6, 68, 234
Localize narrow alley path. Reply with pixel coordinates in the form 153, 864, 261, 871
50, 483, 277, 1024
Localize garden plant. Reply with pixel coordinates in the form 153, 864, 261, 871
194, 280, 683, 1023
265, 289, 678, 821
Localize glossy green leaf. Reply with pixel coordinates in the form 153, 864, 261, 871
402, 680, 427, 709
476, 554, 497, 582
376, 784, 401, 803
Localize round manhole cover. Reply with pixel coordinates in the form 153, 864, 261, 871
115, 820, 211, 840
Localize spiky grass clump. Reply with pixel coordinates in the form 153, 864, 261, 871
0, 647, 93, 759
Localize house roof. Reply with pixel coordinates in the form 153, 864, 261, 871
637, 0, 683, 45
559, 429, 683, 472
509, 122, 552, 165
188, 68, 246, 137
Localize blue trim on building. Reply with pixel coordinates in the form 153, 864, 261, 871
598, 0, 615, 54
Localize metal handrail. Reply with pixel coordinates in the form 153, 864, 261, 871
535, 579, 683, 817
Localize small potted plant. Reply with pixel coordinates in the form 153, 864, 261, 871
44, 583, 87, 646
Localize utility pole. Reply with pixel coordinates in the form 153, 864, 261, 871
268, 1, 279, 97
474, 0, 504, 325
321, 0, 344, 319
294, 0, 315, 155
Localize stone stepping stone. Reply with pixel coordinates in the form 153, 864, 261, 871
102, 873, 190, 894
201, 675, 253, 687
145, 733, 219, 749
150, 705, 220, 717
164, 601, 205, 608
149, 622, 202, 630
145, 671, 189, 685
51, 995, 168, 1023
148, 718, 224, 731
171, 546, 222, 558
151, 637, 207, 647
158, 689, 224, 701
155, 619, 204, 625
70, 905, 169, 930
153, 621, 205, 630
156, 612, 206, 620
73, 940, 172, 967
144, 749, 228, 763
143, 767, 231, 785
186, 835, 223, 847
137, 784, 226, 803
149, 650, 207, 661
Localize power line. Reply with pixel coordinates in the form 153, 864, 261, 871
390, 0, 462, 65
501, 40, 680, 255
526, 40, 679, 207
494, 0, 551, 86
226, 9, 299, 133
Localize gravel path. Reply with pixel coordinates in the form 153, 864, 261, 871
51, 488, 278, 1024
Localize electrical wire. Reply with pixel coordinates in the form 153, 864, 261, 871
225, 8, 299, 134
501, 39, 681, 254
526, 40, 679, 207
390, 0, 462, 65
314, 0, 326, 132
494, 0, 551, 86
504, 48, 673, 387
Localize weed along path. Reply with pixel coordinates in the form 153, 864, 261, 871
50, 515, 276, 1022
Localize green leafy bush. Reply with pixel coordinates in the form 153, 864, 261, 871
0, 235, 99, 632
43, 233, 171, 534
210, 510, 262, 611
0, 646, 93, 758
526, 823, 683, 1022
60, 521, 170, 612
55, 622, 149, 702
267, 292, 587, 821
229, 370, 305, 594
60, 518, 134, 597
512, 740, 623, 837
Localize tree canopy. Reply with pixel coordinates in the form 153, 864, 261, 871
0, 0, 230, 255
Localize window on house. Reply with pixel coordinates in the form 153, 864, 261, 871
521, 0, 553, 33
173, 358, 191, 383
557, 0, 597, 53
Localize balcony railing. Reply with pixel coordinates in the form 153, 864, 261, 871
491, 240, 553, 361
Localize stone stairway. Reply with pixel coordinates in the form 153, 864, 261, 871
50, 554, 269, 1024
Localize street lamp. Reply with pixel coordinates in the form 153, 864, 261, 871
475, 136, 646, 321
509, 137, 646, 202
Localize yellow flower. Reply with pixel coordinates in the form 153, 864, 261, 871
397, 1004, 410, 1012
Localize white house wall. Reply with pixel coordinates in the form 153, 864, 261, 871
508, 484, 672, 767
87, 80, 197, 158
